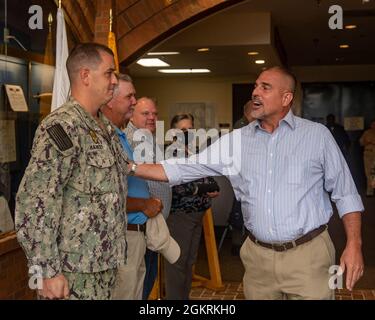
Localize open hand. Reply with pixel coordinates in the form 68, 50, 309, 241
340, 242, 364, 291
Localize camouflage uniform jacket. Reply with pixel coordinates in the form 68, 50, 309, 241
15, 98, 129, 278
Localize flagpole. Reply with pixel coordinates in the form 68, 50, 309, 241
59, 0, 61, 9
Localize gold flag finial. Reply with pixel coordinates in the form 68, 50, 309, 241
58, 0, 61, 9
48, 13, 53, 33
110, 9, 113, 32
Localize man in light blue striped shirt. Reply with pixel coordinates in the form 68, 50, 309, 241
132, 67, 364, 300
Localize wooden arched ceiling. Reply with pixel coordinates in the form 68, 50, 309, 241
115, 0, 247, 66
61, 0, 247, 66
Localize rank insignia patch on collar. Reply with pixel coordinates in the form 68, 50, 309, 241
89, 130, 99, 144
47, 124, 73, 151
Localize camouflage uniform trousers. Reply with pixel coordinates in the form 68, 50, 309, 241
63, 269, 117, 300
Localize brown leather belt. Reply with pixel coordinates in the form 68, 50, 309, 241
127, 223, 146, 233
247, 224, 328, 252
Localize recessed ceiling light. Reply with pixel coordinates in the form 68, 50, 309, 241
147, 52, 180, 56
248, 51, 259, 55
255, 60, 265, 64
191, 69, 211, 73
339, 44, 350, 49
197, 48, 210, 52
137, 58, 170, 67
345, 25, 357, 30
158, 69, 211, 74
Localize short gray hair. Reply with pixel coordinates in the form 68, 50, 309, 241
117, 73, 133, 83
113, 73, 133, 96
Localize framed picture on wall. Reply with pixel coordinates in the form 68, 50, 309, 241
4, 85, 28, 112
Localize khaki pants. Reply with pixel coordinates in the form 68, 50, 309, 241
112, 230, 147, 300
240, 230, 335, 300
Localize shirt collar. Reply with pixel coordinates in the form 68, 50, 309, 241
127, 121, 138, 132
254, 108, 296, 132
115, 126, 126, 138
281, 109, 296, 130
69, 97, 116, 137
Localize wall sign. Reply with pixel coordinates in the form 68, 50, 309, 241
4, 84, 29, 112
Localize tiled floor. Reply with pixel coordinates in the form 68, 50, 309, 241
190, 282, 375, 300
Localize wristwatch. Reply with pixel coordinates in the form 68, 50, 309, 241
129, 162, 138, 176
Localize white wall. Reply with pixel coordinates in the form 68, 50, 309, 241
134, 75, 256, 129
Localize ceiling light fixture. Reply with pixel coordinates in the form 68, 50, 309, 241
158, 69, 211, 74
255, 60, 265, 64
137, 58, 170, 67
339, 44, 350, 49
197, 48, 210, 52
345, 25, 357, 29
248, 51, 259, 55
147, 52, 180, 56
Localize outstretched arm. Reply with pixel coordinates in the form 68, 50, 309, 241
131, 163, 169, 182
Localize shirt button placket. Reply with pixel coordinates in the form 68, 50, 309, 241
267, 133, 277, 241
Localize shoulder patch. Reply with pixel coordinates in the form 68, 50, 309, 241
47, 124, 73, 151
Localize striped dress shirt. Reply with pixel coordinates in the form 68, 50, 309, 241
162, 110, 364, 243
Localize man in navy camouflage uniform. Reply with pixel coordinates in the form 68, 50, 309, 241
15, 43, 129, 300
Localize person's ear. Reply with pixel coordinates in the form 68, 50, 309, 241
282, 92, 293, 107
79, 68, 90, 86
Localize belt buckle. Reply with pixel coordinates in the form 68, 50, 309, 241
272, 243, 288, 252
